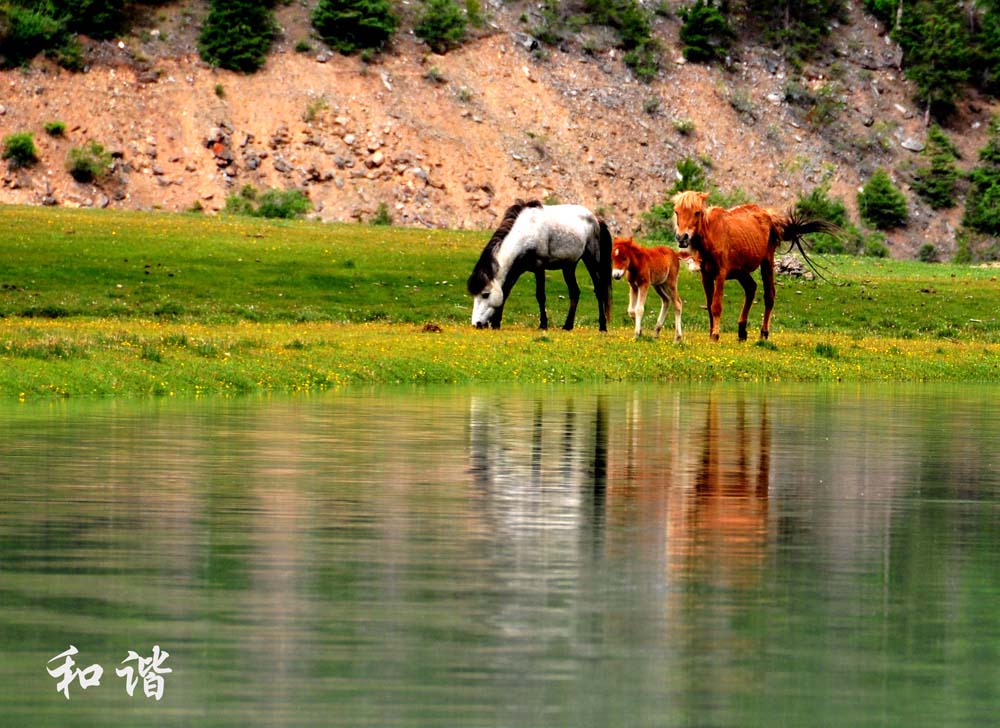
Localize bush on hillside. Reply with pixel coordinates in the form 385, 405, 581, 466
312, 0, 399, 55
962, 115, 1000, 236
857, 169, 908, 229
225, 186, 312, 219
910, 125, 960, 209
3, 132, 38, 169
794, 182, 862, 254
677, 0, 734, 63
198, 0, 277, 72
0, 4, 65, 68
414, 0, 467, 54
67, 141, 112, 183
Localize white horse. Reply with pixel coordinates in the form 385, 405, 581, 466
467, 200, 612, 331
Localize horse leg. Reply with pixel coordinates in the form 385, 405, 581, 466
670, 264, 683, 343
534, 269, 548, 330
562, 265, 581, 331
658, 278, 683, 343
627, 283, 638, 322
701, 272, 717, 341
652, 284, 670, 339
633, 284, 648, 339
706, 271, 726, 342
582, 254, 608, 332
734, 270, 757, 342
760, 258, 775, 339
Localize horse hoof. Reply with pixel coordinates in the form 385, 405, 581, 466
760, 329, 769, 340
710, 333, 720, 342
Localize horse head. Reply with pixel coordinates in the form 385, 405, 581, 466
611, 236, 634, 280
672, 191, 710, 250
470, 279, 504, 329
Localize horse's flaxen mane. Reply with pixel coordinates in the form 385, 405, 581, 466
466, 199, 543, 295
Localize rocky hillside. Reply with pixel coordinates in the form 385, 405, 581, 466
1, 1, 997, 258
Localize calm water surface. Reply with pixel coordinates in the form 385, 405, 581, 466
1, 385, 998, 727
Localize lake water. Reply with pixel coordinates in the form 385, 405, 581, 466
1, 385, 998, 727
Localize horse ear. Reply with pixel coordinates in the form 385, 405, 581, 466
698, 191, 709, 202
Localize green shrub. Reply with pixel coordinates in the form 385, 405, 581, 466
415, 0, 467, 53
51, 0, 126, 40
917, 243, 939, 263
0, 5, 64, 68
2, 132, 38, 169
225, 185, 312, 219
67, 141, 112, 183
677, 0, 734, 63
911, 125, 959, 209
255, 188, 312, 219
312, 0, 399, 54
198, 0, 277, 72
857, 169, 908, 229
370, 202, 392, 226
794, 182, 857, 254
861, 231, 890, 258
44, 120, 67, 137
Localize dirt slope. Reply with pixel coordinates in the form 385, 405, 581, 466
1, 1, 996, 257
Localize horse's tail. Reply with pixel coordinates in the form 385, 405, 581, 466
776, 212, 842, 284
598, 220, 613, 327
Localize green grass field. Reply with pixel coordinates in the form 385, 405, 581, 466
1, 205, 998, 399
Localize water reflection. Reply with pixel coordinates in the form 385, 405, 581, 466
1, 386, 999, 727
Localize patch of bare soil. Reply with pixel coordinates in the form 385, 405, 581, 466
1, 1, 996, 258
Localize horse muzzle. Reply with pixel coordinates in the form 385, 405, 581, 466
676, 233, 690, 249
612, 268, 625, 280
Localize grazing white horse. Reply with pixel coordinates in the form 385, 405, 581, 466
467, 200, 612, 331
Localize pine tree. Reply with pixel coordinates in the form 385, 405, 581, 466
198, 0, 277, 73
678, 0, 734, 63
963, 116, 1000, 235
858, 169, 908, 229
974, 0, 1000, 94
414, 0, 467, 54
312, 0, 399, 55
911, 125, 960, 209
891, 0, 971, 120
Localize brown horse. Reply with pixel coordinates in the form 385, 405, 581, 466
672, 190, 838, 341
611, 236, 685, 341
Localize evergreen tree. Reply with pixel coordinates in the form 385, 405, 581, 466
414, 0, 466, 54
738, 0, 847, 63
963, 116, 1000, 235
312, 0, 399, 55
677, 0, 734, 63
858, 169, 908, 229
888, 0, 971, 120
199, 0, 277, 72
51, 0, 126, 40
973, 0, 1000, 94
911, 125, 960, 209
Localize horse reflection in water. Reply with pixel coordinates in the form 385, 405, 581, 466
609, 392, 771, 587
467, 394, 607, 540
684, 395, 771, 582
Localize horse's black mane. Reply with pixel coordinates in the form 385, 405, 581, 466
466, 199, 543, 295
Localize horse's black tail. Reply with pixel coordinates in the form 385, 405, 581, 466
780, 213, 842, 284
598, 220, 613, 330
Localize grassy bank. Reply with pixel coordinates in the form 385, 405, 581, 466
1, 206, 998, 399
